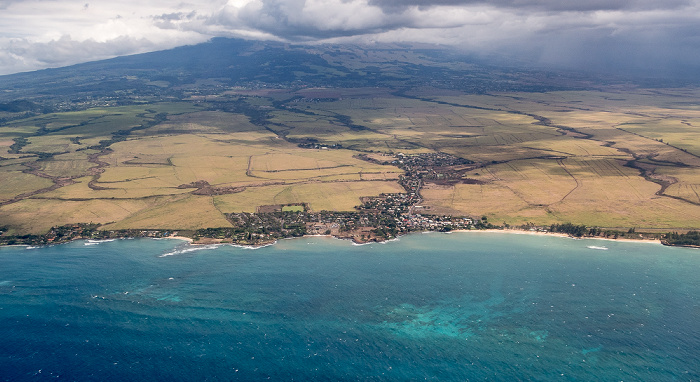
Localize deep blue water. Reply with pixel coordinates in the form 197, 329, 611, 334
1, 232, 699, 381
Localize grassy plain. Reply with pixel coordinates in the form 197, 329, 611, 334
0, 166, 54, 201
2, 87, 700, 233
102, 194, 233, 231
0, 197, 155, 234
212, 181, 405, 213
422, 157, 700, 229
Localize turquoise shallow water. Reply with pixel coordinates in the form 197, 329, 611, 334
1, 232, 699, 380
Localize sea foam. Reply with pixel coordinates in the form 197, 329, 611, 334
159, 244, 221, 257
587, 245, 608, 250
84, 239, 116, 246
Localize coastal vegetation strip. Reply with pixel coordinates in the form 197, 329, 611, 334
0, 218, 670, 248
663, 231, 700, 247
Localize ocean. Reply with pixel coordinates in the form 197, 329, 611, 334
0, 232, 698, 380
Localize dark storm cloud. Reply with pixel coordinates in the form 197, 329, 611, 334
367, 0, 692, 12
529, 19, 700, 76
224, 0, 397, 40
2, 0, 700, 76
187, 0, 700, 77
205, 0, 700, 45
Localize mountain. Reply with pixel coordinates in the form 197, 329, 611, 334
0, 38, 610, 108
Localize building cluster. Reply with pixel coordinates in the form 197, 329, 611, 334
393, 152, 474, 182
196, 212, 308, 244
296, 142, 343, 150
290, 97, 340, 104
357, 193, 416, 215
403, 215, 473, 231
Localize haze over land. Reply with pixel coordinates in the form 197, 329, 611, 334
2, 0, 700, 78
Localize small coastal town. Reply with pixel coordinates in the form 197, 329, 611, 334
0, 151, 690, 248
0, 152, 481, 246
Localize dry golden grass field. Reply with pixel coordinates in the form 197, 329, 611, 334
2, 87, 700, 233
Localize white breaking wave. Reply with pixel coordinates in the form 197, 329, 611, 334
587, 245, 608, 250
227, 242, 275, 250
159, 244, 221, 257
84, 239, 116, 246
379, 237, 401, 244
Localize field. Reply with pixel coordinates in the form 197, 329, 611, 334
2, 87, 700, 233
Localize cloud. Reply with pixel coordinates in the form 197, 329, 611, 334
367, 0, 693, 12
0, 0, 213, 74
1, 0, 700, 77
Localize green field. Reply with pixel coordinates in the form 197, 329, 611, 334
282, 205, 305, 212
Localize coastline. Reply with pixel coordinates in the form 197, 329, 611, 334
0, 226, 672, 250
168, 235, 194, 244
456, 228, 663, 244
168, 227, 663, 249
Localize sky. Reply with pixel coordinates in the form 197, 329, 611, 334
1, 0, 699, 76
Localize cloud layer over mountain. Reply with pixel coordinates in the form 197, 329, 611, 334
1, 0, 699, 76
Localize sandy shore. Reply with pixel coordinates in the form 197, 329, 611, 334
167, 235, 194, 243
452, 228, 662, 244
165, 228, 662, 248
0, 228, 666, 250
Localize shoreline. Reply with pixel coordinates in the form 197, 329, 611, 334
165, 227, 663, 249
457, 228, 663, 244
169, 235, 194, 243
0, 227, 673, 250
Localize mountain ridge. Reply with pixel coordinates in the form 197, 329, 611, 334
0, 37, 620, 107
